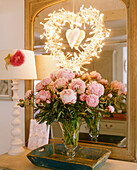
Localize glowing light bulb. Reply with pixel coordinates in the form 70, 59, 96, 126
40, 5, 110, 73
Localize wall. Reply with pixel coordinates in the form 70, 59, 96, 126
113, 44, 126, 82
123, 47, 127, 88
84, 46, 126, 84
0, 0, 25, 154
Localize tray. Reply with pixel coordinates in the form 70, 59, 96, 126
27, 143, 111, 170
79, 133, 126, 147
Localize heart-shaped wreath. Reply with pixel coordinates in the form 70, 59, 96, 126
41, 5, 110, 72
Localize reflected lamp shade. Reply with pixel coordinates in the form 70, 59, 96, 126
35, 55, 58, 80
0, 49, 37, 155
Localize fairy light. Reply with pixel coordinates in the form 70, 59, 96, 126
41, 5, 110, 73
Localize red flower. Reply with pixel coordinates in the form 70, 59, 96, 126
10, 50, 25, 66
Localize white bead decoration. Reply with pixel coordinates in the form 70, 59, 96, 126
8, 80, 24, 155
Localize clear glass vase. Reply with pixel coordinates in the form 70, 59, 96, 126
61, 121, 80, 160
88, 113, 102, 141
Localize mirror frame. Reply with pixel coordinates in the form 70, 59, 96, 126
25, 0, 137, 161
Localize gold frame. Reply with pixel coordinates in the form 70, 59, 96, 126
25, 0, 137, 161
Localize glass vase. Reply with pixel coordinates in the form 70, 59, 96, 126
61, 121, 80, 160
88, 113, 102, 141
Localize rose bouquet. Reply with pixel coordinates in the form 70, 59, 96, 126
81, 71, 127, 116
18, 68, 109, 157
81, 71, 127, 140
19, 69, 109, 125
18, 68, 126, 156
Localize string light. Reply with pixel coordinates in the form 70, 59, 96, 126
41, 5, 110, 73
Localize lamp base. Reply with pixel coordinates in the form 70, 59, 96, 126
8, 80, 24, 155
8, 146, 24, 155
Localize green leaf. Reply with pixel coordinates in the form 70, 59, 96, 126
53, 101, 59, 108
71, 118, 77, 129
57, 111, 64, 121
85, 107, 92, 114
84, 117, 90, 126
57, 85, 63, 89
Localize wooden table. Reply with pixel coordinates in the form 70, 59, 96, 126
0, 148, 137, 170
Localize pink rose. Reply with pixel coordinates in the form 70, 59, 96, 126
19, 98, 23, 102
87, 81, 104, 97
53, 94, 57, 99
60, 89, 77, 104
89, 71, 101, 81
107, 106, 115, 113
99, 79, 108, 88
46, 100, 51, 104
70, 78, 85, 94
58, 68, 75, 80
111, 80, 125, 95
108, 93, 112, 98
25, 90, 33, 99
81, 73, 90, 80
10, 50, 25, 66
50, 70, 60, 81
41, 78, 51, 86
35, 98, 40, 104
86, 94, 99, 107
123, 91, 127, 95
36, 90, 51, 101
35, 82, 44, 92
53, 78, 68, 92
80, 93, 87, 101
75, 72, 81, 78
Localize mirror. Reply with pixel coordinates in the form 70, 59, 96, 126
34, 0, 127, 148
25, 0, 137, 161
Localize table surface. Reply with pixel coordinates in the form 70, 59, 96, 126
0, 148, 137, 170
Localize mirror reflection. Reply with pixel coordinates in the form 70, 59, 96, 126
34, 0, 127, 148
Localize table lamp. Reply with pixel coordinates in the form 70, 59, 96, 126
35, 55, 58, 79
0, 49, 37, 155
35, 55, 63, 139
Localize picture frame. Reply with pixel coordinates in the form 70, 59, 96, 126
0, 80, 12, 100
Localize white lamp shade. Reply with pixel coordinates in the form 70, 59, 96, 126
0, 49, 37, 80
35, 55, 58, 79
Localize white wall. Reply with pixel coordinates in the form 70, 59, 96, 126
123, 47, 127, 87
113, 44, 127, 84
0, 0, 25, 154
